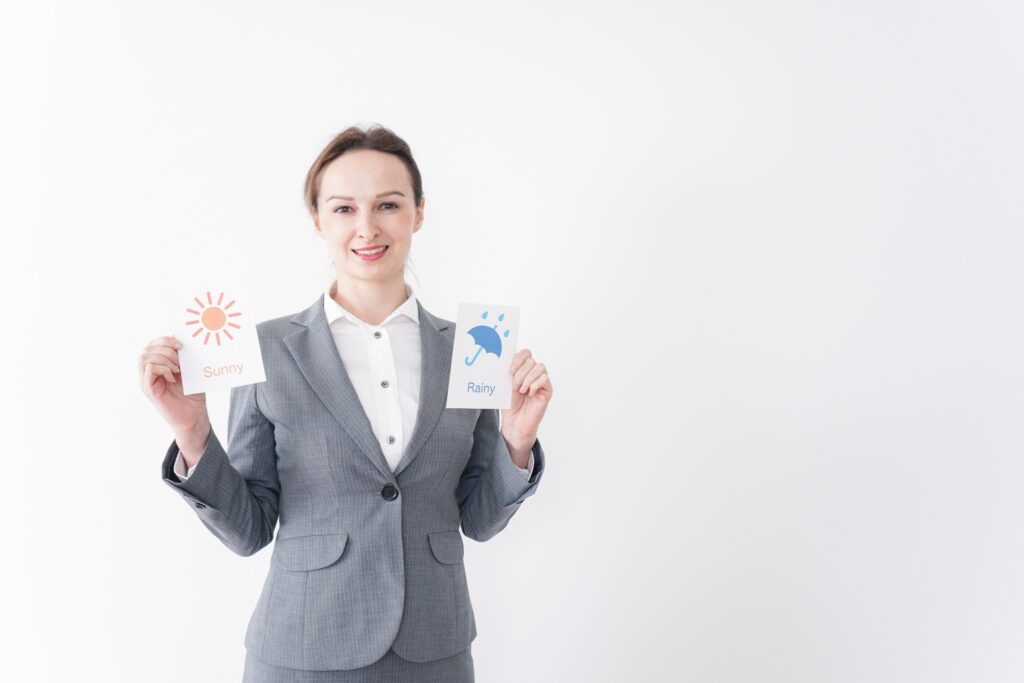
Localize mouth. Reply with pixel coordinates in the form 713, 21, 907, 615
352, 245, 389, 260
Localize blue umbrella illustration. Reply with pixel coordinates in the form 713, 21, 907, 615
465, 311, 511, 366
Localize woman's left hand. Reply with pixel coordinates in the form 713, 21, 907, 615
501, 348, 553, 451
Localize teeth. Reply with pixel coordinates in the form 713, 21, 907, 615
356, 247, 386, 255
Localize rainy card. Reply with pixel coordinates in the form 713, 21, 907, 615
168, 281, 267, 396
446, 302, 521, 409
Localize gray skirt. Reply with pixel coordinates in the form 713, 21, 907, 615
242, 645, 474, 683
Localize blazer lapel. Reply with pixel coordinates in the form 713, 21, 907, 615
283, 294, 393, 480
394, 301, 452, 477
281, 293, 453, 481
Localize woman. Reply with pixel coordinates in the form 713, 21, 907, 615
138, 125, 552, 682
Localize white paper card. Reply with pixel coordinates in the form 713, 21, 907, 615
446, 302, 521, 409
170, 282, 266, 395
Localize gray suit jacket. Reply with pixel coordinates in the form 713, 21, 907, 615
160, 293, 546, 670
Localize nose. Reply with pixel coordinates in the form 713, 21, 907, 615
354, 210, 382, 242
355, 215, 381, 242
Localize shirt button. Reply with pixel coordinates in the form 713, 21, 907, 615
373, 331, 382, 339
381, 379, 390, 388
387, 435, 396, 444
381, 484, 399, 501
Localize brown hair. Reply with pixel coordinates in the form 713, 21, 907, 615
303, 124, 424, 217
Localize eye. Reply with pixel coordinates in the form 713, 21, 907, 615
380, 202, 398, 210
333, 206, 351, 213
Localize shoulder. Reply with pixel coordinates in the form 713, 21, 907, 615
418, 305, 456, 341
255, 312, 297, 341
252, 295, 323, 345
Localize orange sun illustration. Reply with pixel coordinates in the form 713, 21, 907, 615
185, 290, 242, 345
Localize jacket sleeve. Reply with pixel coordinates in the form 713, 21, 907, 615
457, 408, 545, 542
159, 381, 280, 557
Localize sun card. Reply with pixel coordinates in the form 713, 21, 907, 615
446, 302, 521, 409
169, 281, 267, 395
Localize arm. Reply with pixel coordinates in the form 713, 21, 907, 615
160, 382, 280, 556
457, 408, 545, 542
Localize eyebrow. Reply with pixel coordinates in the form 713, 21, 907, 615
323, 191, 406, 202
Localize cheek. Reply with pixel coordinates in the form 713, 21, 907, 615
323, 223, 356, 244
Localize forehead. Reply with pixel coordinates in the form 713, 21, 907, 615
320, 149, 410, 194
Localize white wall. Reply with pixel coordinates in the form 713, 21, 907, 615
1, 1, 1022, 681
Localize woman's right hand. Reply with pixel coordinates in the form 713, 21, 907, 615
139, 335, 211, 460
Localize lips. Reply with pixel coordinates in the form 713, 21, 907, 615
352, 245, 388, 255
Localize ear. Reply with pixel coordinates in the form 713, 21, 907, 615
414, 196, 425, 233
313, 211, 323, 238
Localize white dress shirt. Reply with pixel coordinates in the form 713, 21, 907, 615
174, 281, 534, 481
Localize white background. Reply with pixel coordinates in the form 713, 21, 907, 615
2, 1, 1023, 681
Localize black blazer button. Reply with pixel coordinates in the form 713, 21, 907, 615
381, 484, 399, 501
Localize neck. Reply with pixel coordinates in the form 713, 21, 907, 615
330, 274, 409, 326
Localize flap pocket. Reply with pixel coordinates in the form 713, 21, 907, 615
428, 530, 464, 565
275, 533, 348, 571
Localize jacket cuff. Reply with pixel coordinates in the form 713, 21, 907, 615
494, 434, 545, 507
160, 430, 228, 510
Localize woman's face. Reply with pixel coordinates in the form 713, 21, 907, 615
313, 148, 423, 285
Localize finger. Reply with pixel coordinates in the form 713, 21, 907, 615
141, 348, 180, 363
142, 346, 181, 367
143, 363, 167, 389
517, 364, 544, 393
143, 344, 183, 366
526, 372, 550, 397
155, 363, 176, 384
508, 348, 532, 376
140, 352, 180, 373
148, 336, 184, 349
508, 353, 525, 382
144, 360, 178, 384
512, 358, 536, 391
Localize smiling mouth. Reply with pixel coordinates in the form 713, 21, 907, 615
352, 246, 388, 255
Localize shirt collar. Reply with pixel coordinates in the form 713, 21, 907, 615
323, 281, 420, 328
